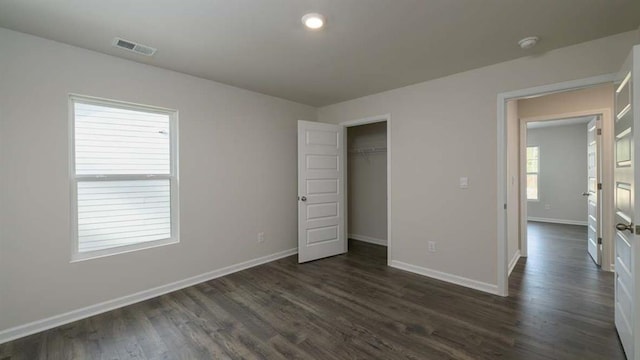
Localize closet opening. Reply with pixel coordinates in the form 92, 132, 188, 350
346, 120, 388, 262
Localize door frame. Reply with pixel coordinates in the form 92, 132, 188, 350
340, 114, 392, 265
497, 74, 616, 296
519, 110, 610, 267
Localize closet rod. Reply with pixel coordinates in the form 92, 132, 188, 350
348, 146, 387, 154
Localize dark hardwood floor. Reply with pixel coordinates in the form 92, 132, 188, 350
0, 222, 625, 359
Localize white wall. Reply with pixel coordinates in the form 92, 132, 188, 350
347, 122, 387, 244
318, 31, 638, 291
526, 124, 588, 223
0, 28, 316, 333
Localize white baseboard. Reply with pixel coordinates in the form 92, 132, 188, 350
527, 217, 587, 226
0, 247, 297, 345
389, 260, 499, 295
348, 233, 387, 246
508, 250, 521, 276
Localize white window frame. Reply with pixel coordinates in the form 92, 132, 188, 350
526, 145, 539, 201
69, 94, 180, 262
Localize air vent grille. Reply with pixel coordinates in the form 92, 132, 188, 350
116, 39, 135, 50
133, 44, 155, 56
112, 37, 156, 56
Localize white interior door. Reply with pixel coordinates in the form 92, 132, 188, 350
614, 46, 639, 360
587, 117, 601, 265
297, 120, 346, 263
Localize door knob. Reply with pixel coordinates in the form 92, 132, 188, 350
616, 223, 634, 233
300, 196, 307, 202
582, 192, 590, 196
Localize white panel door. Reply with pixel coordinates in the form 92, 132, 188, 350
587, 117, 601, 265
298, 121, 346, 263
614, 46, 639, 360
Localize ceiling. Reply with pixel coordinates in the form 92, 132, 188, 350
527, 116, 596, 129
0, 1, 638, 107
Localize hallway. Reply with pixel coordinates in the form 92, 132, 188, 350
509, 221, 625, 358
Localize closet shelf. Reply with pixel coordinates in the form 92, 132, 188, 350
348, 146, 387, 155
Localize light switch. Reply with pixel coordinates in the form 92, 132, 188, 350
459, 177, 469, 189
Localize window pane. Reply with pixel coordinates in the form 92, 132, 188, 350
77, 179, 171, 252
526, 146, 539, 173
527, 174, 538, 200
74, 102, 170, 175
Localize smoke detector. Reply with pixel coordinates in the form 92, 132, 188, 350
518, 36, 539, 50
112, 37, 157, 56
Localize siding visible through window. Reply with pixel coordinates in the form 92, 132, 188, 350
526, 146, 539, 200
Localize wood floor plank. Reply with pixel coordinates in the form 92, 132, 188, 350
0, 222, 626, 359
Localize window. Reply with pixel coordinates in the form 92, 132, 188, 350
70, 95, 178, 261
526, 146, 539, 200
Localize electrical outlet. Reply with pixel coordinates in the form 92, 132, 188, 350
257, 232, 265, 243
428, 241, 437, 252
544, 204, 551, 210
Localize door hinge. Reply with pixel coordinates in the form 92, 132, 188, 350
504, 203, 507, 210
597, 183, 602, 190
597, 237, 602, 245
597, 128, 602, 135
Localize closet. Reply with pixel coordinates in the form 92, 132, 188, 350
346, 121, 388, 249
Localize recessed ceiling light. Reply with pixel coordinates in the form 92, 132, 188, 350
518, 36, 539, 49
302, 13, 326, 30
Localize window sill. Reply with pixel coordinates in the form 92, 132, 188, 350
71, 237, 179, 263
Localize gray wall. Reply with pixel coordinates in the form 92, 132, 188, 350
318, 30, 638, 289
347, 122, 387, 244
0, 28, 316, 333
527, 123, 588, 224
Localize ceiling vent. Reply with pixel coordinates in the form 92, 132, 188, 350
112, 37, 157, 56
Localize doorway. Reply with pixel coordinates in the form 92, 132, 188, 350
497, 77, 616, 296
510, 84, 614, 275
346, 121, 388, 261
340, 114, 392, 264
297, 114, 391, 265
520, 115, 602, 269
